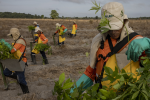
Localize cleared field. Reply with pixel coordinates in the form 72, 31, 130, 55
0, 18, 150, 100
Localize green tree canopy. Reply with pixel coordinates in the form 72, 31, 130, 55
0, 12, 43, 18
50, 10, 59, 19
41, 15, 44, 19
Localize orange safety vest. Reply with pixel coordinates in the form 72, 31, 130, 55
74, 24, 77, 30
95, 32, 142, 88
55, 25, 67, 35
12, 38, 27, 63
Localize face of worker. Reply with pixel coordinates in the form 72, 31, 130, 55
37, 30, 41, 34
33, 24, 37, 27
108, 26, 123, 39
10, 34, 13, 38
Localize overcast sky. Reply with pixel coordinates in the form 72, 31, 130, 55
0, 0, 150, 18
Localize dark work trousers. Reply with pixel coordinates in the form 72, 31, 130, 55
31, 51, 47, 59
3, 68, 27, 85
58, 38, 64, 45
40, 51, 47, 59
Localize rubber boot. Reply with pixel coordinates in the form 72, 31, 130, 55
70, 34, 73, 38
32, 55, 37, 64
68, 33, 70, 36
44, 58, 49, 64
30, 54, 33, 62
59, 44, 62, 48
19, 83, 29, 94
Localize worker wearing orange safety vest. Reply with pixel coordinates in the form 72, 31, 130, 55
70, 2, 150, 93
70, 21, 77, 37
4, 28, 29, 94
54, 23, 68, 46
31, 27, 49, 64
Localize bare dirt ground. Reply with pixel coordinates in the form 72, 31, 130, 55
0, 19, 150, 100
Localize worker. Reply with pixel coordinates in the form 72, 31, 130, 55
31, 27, 49, 64
30, 21, 40, 61
33, 21, 40, 41
70, 2, 150, 92
70, 21, 77, 37
33, 21, 39, 28
53, 23, 67, 46
4, 28, 29, 94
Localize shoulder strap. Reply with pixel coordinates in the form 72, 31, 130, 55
107, 35, 113, 51
18, 38, 27, 62
113, 32, 140, 54
107, 32, 140, 58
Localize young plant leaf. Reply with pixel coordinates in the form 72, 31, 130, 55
64, 93, 72, 100
131, 91, 139, 100
89, 0, 101, 14
59, 73, 65, 85
142, 92, 149, 100
70, 89, 79, 98
99, 89, 109, 98
62, 82, 74, 90
104, 66, 113, 74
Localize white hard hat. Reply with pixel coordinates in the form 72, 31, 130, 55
101, 2, 128, 30
56, 23, 61, 27
33, 21, 37, 25
73, 20, 76, 23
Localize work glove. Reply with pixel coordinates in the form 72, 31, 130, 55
126, 37, 150, 62
0, 39, 12, 51
70, 74, 93, 93
63, 29, 67, 33
54, 33, 56, 35
75, 30, 77, 33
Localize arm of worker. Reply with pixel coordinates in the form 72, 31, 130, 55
63, 28, 67, 33
126, 37, 150, 62
83, 34, 102, 81
75, 24, 77, 30
41, 34, 48, 44
34, 36, 38, 41
61, 25, 67, 33
54, 30, 59, 35
11, 43, 22, 53
33, 38, 38, 43
70, 34, 102, 93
